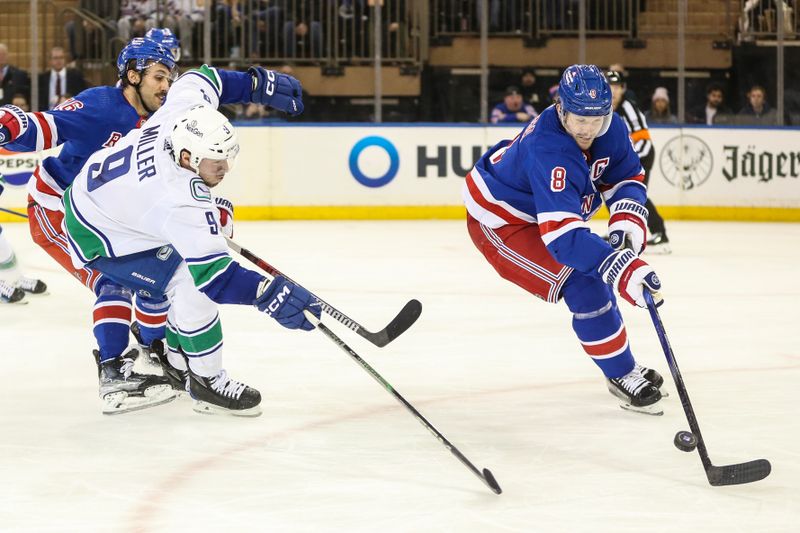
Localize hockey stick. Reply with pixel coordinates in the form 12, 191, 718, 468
0, 206, 28, 219
643, 291, 771, 486
304, 310, 502, 495
226, 237, 422, 347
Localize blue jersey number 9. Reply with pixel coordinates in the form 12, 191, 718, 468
87, 145, 134, 192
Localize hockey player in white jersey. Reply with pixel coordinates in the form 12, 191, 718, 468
63, 65, 318, 416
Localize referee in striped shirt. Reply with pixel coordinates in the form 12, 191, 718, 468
606, 70, 671, 254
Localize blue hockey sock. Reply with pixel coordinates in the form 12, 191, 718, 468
93, 280, 133, 362
134, 294, 169, 346
562, 272, 635, 379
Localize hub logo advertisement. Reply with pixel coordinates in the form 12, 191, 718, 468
0, 147, 38, 186
348, 136, 399, 188
347, 134, 493, 188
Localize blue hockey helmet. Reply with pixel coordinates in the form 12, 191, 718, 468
116, 37, 176, 81
145, 27, 182, 61
557, 64, 613, 136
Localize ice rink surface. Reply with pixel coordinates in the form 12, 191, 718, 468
0, 219, 797, 533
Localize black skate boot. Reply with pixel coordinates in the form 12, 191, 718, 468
189, 368, 262, 417
130, 321, 163, 366
15, 276, 47, 294
607, 367, 663, 416
94, 349, 177, 415
0, 280, 25, 304
635, 364, 669, 397
149, 339, 191, 398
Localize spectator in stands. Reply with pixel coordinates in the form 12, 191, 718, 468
66, 0, 120, 62
150, 1, 205, 60
645, 87, 678, 124
118, 0, 157, 41
519, 68, 548, 112
688, 83, 732, 125
737, 84, 778, 125
491, 85, 537, 124
0, 43, 31, 107
11, 93, 30, 112
336, 0, 370, 59
284, 0, 323, 58
38, 47, 87, 111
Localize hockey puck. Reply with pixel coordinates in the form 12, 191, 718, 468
674, 430, 698, 452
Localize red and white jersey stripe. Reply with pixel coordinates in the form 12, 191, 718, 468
536, 211, 589, 246
462, 169, 537, 228
27, 165, 66, 212
29, 112, 59, 152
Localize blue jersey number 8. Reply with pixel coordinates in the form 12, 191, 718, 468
87, 145, 134, 192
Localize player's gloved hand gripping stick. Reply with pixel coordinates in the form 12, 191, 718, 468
227, 237, 422, 347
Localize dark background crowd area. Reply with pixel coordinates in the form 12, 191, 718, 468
2, 0, 800, 124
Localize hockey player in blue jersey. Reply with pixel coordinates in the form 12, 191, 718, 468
0, 37, 306, 413
463, 64, 666, 415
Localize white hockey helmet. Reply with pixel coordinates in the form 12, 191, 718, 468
170, 104, 240, 173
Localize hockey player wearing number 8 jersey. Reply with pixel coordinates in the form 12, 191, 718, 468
63, 65, 319, 417
463, 65, 666, 415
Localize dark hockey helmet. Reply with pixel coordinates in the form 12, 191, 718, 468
145, 27, 182, 62
558, 64, 613, 136
117, 37, 177, 81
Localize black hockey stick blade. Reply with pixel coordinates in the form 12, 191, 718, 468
707, 459, 772, 487
226, 237, 421, 347
482, 468, 503, 494
364, 298, 423, 347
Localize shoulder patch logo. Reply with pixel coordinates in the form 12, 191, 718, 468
103, 132, 123, 148
190, 177, 212, 202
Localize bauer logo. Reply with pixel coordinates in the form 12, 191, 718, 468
659, 135, 713, 190
348, 136, 399, 188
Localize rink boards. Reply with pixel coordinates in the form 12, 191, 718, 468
2, 123, 799, 222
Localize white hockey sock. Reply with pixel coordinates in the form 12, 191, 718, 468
0, 231, 21, 280
167, 350, 189, 372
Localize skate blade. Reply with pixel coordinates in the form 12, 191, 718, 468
192, 400, 262, 418
102, 385, 177, 415
619, 402, 664, 416
1, 299, 28, 305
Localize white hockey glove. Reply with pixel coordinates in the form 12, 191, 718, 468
607, 199, 648, 255
599, 249, 663, 308
214, 196, 234, 239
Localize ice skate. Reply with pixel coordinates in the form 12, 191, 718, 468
15, 276, 48, 295
149, 339, 191, 398
94, 349, 176, 415
645, 232, 671, 255
0, 279, 25, 304
635, 364, 669, 398
607, 367, 664, 416
130, 321, 164, 366
189, 368, 262, 417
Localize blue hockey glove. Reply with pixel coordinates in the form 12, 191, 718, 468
599, 249, 663, 308
254, 276, 320, 331
0, 105, 29, 146
247, 67, 304, 116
